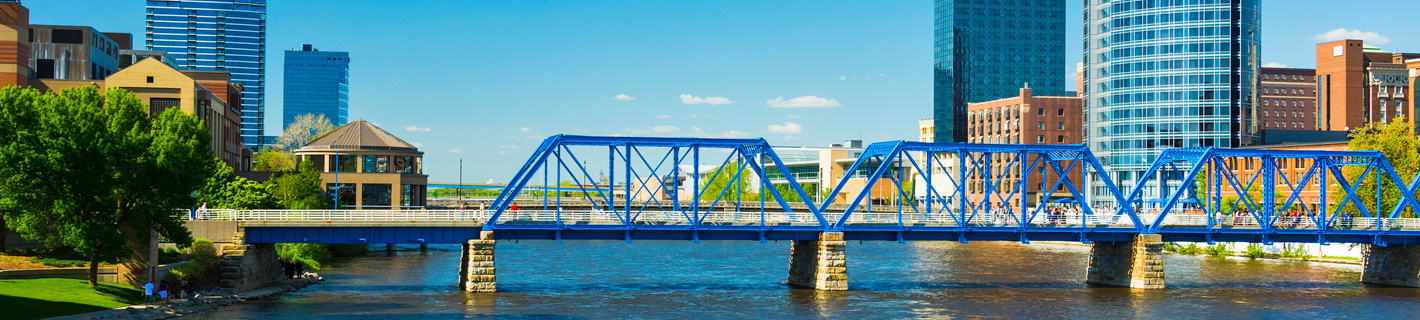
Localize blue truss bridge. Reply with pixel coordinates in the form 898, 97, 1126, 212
212, 135, 1420, 291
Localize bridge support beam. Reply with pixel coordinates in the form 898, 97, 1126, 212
1362, 245, 1420, 287
1086, 234, 1164, 289
461, 231, 497, 292
788, 232, 847, 291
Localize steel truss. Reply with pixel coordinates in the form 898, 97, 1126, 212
484, 135, 826, 239
816, 141, 1136, 241
1130, 147, 1420, 245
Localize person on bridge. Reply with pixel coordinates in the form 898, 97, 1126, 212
510, 203, 519, 215
195, 202, 208, 220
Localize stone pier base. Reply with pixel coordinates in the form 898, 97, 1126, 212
461, 231, 497, 292
1362, 245, 1420, 287
787, 232, 847, 291
1086, 234, 1164, 289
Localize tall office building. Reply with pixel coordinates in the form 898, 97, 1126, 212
1083, 0, 1261, 204
933, 0, 1067, 143
284, 43, 349, 130
145, 0, 266, 148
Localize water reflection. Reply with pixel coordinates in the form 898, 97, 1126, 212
193, 241, 1420, 319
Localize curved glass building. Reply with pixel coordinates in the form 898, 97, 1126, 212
1083, 0, 1260, 204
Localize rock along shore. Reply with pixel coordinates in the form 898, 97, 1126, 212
51, 273, 324, 320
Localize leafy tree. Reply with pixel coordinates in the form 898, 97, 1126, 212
1339, 116, 1420, 218
276, 113, 336, 151
196, 164, 277, 210
0, 86, 210, 287
252, 147, 297, 171
268, 160, 327, 210
699, 162, 754, 202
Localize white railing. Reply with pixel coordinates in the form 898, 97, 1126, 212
191, 209, 1420, 229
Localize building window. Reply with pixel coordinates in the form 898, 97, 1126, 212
1057, 108, 1064, 116
147, 76, 154, 83
327, 183, 356, 207
1057, 122, 1065, 130
335, 155, 358, 172
402, 185, 413, 207
52, 29, 83, 44
1037, 135, 1043, 143
362, 155, 390, 173
1037, 122, 1044, 129
393, 156, 415, 174
1037, 108, 1044, 116
361, 184, 392, 208
149, 98, 180, 116
1056, 136, 1064, 143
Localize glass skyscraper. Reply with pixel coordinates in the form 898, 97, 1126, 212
145, 0, 266, 148
1083, 0, 1260, 203
284, 44, 349, 130
934, 0, 1067, 143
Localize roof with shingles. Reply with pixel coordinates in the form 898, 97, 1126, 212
301, 118, 419, 151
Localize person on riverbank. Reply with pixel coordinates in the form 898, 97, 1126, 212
195, 202, 208, 220
159, 281, 169, 304
143, 281, 154, 305
180, 279, 188, 300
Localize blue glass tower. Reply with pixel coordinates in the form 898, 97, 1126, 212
1083, 0, 1261, 203
145, 0, 266, 148
934, 0, 1067, 143
284, 44, 349, 130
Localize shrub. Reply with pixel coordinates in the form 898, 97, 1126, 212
1203, 243, 1230, 257
169, 238, 218, 282
28, 257, 85, 268
1246, 244, 1266, 259
1177, 243, 1204, 255
1280, 245, 1313, 261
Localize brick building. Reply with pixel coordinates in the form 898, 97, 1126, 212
1316, 40, 1415, 131
1257, 67, 1318, 130
965, 86, 1082, 206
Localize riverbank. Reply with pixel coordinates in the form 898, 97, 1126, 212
40, 273, 322, 320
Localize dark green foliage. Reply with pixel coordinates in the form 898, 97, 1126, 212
277, 243, 329, 271
1246, 244, 1266, 259
269, 161, 327, 210
0, 86, 213, 286
169, 238, 217, 282
196, 164, 277, 210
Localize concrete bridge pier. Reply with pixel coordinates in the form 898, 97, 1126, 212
1362, 245, 1420, 287
386, 244, 397, 253
1086, 234, 1165, 289
787, 232, 848, 291
461, 231, 497, 292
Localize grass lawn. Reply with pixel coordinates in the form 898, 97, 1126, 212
0, 278, 141, 320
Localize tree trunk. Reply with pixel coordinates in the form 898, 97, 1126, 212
89, 246, 101, 287
1, 217, 7, 252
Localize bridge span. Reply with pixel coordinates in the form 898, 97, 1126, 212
210, 135, 1420, 292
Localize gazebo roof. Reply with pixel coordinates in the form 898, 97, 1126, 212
300, 118, 420, 152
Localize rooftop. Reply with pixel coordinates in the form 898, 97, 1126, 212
299, 118, 420, 152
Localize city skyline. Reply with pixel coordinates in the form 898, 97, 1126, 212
144, 0, 268, 148
283, 43, 349, 130
21, 0, 1420, 182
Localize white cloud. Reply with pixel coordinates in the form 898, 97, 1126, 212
765, 96, 842, 108
652, 125, 681, 133
500, 145, 518, 149
448, 148, 464, 154
498, 151, 509, 155
1262, 62, 1288, 68
718, 130, 751, 138
681, 94, 734, 105
411, 142, 424, 148
787, 115, 800, 119
690, 126, 703, 132
837, 75, 846, 80
1312, 28, 1391, 45
519, 127, 530, 133
766, 122, 804, 134
656, 115, 671, 119
878, 73, 884, 77
404, 125, 431, 132
615, 94, 636, 101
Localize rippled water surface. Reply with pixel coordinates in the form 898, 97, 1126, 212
192, 241, 1419, 319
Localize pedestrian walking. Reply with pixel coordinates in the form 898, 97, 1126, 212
196, 202, 209, 220
180, 279, 188, 300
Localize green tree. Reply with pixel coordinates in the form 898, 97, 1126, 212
1339, 116, 1420, 218
196, 164, 277, 210
252, 147, 297, 171
699, 162, 754, 202
0, 86, 211, 287
268, 160, 327, 210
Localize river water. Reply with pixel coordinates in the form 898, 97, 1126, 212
193, 241, 1418, 319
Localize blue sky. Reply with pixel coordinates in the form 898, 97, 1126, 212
26, 0, 1420, 182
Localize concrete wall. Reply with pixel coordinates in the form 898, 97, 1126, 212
1086, 234, 1164, 289
1362, 245, 1420, 287
0, 267, 117, 282
184, 220, 240, 244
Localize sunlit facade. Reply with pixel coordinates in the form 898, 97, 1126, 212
1083, 0, 1261, 204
